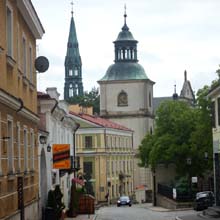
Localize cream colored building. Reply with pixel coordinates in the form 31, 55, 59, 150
69, 112, 134, 203
207, 84, 220, 206
98, 12, 154, 191
0, 0, 44, 219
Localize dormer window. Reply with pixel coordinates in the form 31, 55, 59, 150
118, 91, 128, 106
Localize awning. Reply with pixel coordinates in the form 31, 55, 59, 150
72, 178, 85, 186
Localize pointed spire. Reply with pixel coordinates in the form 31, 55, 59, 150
184, 70, 187, 82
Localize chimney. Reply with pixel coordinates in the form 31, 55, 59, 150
46, 87, 60, 101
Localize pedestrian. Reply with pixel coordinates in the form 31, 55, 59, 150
105, 191, 109, 203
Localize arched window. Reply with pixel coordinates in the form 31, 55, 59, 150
149, 92, 152, 107
118, 90, 128, 106
74, 68, 78, 76
69, 69, 73, 76
75, 84, 78, 95
69, 83, 73, 97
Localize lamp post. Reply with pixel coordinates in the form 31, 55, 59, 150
186, 157, 192, 200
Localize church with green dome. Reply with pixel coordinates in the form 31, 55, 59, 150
98, 9, 155, 190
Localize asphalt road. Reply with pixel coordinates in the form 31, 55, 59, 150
95, 204, 197, 220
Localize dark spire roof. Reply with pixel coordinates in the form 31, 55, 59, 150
66, 12, 81, 64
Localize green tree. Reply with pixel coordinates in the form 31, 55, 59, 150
67, 87, 100, 114
138, 94, 212, 177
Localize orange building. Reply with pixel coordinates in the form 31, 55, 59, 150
0, 0, 44, 219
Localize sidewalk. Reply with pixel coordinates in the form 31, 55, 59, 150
176, 214, 216, 220
65, 213, 96, 220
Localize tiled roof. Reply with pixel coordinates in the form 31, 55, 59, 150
70, 112, 132, 132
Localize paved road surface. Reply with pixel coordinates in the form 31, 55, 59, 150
95, 204, 197, 220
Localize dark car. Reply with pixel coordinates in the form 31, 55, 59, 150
117, 196, 132, 207
193, 191, 215, 211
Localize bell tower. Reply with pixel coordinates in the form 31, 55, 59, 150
64, 3, 83, 101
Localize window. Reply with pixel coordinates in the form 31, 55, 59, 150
29, 46, 33, 82
85, 136, 92, 149
75, 84, 78, 95
69, 69, 73, 76
16, 123, 21, 172
7, 117, 14, 174
24, 128, 28, 172
83, 161, 93, 177
74, 69, 78, 76
30, 130, 34, 171
22, 36, 27, 76
149, 92, 152, 107
6, 5, 13, 57
69, 83, 73, 97
118, 91, 128, 106
17, 23, 20, 67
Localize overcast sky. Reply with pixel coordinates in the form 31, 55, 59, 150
32, 0, 220, 99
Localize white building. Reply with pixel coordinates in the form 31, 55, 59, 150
38, 87, 78, 213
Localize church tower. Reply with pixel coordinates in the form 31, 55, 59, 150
64, 6, 83, 101
98, 9, 155, 189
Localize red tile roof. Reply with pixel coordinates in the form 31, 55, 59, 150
70, 111, 133, 132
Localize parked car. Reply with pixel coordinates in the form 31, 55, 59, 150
117, 196, 132, 207
193, 191, 215, 211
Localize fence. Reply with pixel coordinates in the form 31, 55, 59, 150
157, 183, 194, 202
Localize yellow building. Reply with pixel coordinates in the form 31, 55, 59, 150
69, 112, 134, 203
0, 0, 44, 219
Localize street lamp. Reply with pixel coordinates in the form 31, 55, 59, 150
39, 135, 47, 145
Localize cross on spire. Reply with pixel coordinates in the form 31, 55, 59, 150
71, 1, 74, 17
124, 4, 127, 24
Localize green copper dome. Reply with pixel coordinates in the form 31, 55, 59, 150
116, 23, 136, 41
100, 62, 148, 81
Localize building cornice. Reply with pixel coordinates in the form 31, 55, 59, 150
17, 0, 45, 39
98, 78, 155, 85
100, 111, 155, 119
0, 89, 39, 123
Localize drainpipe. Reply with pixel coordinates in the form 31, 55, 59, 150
73, 123, 80, 178
50, 99, 58, 114
16, 98, 24, 113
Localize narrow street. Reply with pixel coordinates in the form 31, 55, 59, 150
95, 204, 197, 220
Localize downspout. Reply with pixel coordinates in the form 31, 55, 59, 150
16, 98, 24, 113
50, 99, 58, 114
104, 128, 107, 202
73, 123, 80, 178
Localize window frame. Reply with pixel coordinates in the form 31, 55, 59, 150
6, 2, 13, 57
23, 127, 28, 173
85, 136, 92, 149
7, 115, 14, 174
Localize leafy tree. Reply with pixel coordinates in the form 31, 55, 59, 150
67, 87, 100, 114
138, 92, 213, 177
